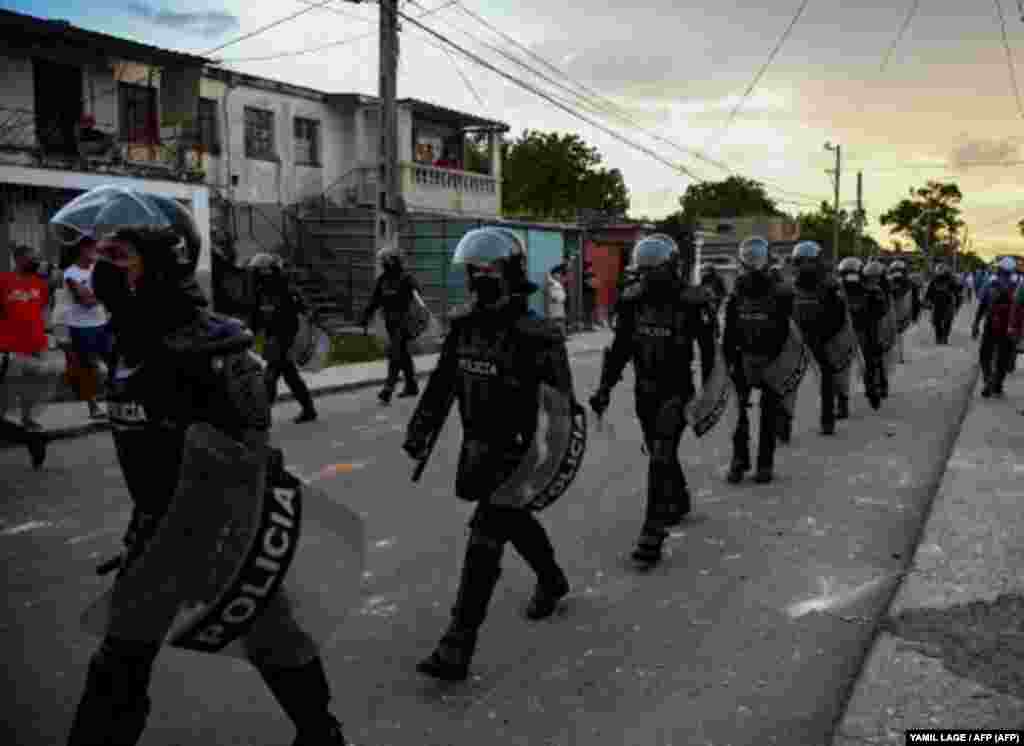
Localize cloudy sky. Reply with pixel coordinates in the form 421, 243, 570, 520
9, 0, 1024, 257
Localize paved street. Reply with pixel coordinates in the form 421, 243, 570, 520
1, 315, 979, 746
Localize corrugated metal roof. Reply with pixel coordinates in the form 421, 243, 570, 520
0, 9, 212, 66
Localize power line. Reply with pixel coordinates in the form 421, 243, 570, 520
879, 0, 921, 73
403, 4, 486, 107
992, 0, 1024, 119
394, 7, 710, 182
217, 0, 457, 63
450, 1, 824, 204
704, 0, 812, 150
204, 0, 345, 56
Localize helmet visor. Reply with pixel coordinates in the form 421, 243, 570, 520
452, 229, 518, 271
631, 235, 677, 269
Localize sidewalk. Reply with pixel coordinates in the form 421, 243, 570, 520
834, 336, 1024, 742
17, 328, 613, 442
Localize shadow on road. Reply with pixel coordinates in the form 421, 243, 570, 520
881, 593, 1024, 700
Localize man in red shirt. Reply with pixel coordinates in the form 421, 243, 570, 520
0, 244, 53, 468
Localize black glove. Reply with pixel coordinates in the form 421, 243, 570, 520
589, 388, 611, 417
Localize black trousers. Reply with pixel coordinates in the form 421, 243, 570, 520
732, 372, 782, 471
635, 388, 690, 537
811, 348, 837, 428
933, 306, 955, 343
980, 329, 1016, 391
265, 333, 315, 412
385, 319, 416, 389
447, 502, 563, 635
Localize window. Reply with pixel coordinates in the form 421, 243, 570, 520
294, 117, 320, 165
119, 83, 159, 143
244, 106, 276, 160
196, 98, 220, 154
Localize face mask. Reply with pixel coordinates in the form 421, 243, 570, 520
472, 275, 504, 306
92, 259, 134, 317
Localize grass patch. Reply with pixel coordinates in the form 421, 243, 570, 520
253, 333, 387, 367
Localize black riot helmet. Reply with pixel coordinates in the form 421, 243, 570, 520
631, 233, 679, 273
738, 236, 771, 273
837, 256, 864, 285
452, 227, 530, 308
887, 259, 907, 280
50, 185, 202, 282
791, 240, 822, 266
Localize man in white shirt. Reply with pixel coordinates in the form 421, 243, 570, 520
545, 265, 567, 333
64, 239, 111, 419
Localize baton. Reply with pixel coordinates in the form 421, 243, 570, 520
95, 554, 123, 576
410, 390, 456, 483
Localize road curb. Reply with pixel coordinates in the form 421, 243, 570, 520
827, 359, 981, 743
27, 345, 606, 444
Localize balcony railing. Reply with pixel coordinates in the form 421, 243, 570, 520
401, 162, 499, 216
406, 162, 496, 195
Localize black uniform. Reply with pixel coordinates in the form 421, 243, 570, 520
925, 274, 961, 344
843, 277, 889, 408
362, 265, 420, 396
699, 271, 728, 337
597, 276, 715, 557
791, 266, 849, 432
68, 277, 344, 745
723, 271, 794, 479
975, 276, 1018, 397
405, 296, 575, 678
250, 271, 317, 419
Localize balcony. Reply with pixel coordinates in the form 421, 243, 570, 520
401, 162, 499, 217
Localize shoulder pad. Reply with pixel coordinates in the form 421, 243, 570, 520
163, 311, 254, 356
514, 315, 566, 344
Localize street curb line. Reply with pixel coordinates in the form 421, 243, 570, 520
827, 359, 981, 744
26, 346, 606, 443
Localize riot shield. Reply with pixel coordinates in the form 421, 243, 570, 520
823, 314, 859, 373
878, 311, 898, 376
742, 322, 811, 418
890, 293, 913, 334
82, 424, 366, 659
685, 348, 733, 438
290, 314, 331, 373
488, 384, 588, 512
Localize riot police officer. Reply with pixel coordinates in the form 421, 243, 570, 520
590, 235, 715, 567
974, 256, 1019, 398
839, 256, 888, 410
361, 251, 421, 403
247, 252, 319, 424
50, 186, 348, 746
403, 227, 579, 682
925, 263, 961, 345
723, 236, 798, 484
863, 259, 893, 400
790, 241, 851, 436
699, 262, 728, 312
887, 259, 921, 364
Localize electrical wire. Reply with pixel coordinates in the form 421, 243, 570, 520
449, 1, 824, 204
879, 0, 921, 73
993, 0, 1024, 119
394, 7, 709, 182
217, 0, 457, 63
204, 0, 346, 56
704, 0, 812, 150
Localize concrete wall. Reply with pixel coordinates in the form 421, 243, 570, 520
0, 54, 35, 149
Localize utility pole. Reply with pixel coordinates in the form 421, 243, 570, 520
856, 170, 864, 259
377, 0, 401, 260
825, 142, 841, 263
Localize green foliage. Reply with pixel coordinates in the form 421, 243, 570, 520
502, 129, 630, 221
795, 201, 874, 259
879, 181, 965, 258
677, 176, 784, 223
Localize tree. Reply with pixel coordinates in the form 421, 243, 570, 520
678, 176, 784, 224
501, 129, 630, 221
795, 201, 870, 259
878, 181, 965, 262
1018, 218, 1024, 238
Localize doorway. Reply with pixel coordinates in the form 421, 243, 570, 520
33, 58, 83, 155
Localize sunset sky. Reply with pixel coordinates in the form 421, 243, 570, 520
8, 0, 1024, 258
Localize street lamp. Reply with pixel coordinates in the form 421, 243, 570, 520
824, 141, 841, 261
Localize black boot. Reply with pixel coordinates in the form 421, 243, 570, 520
378, 386, 393, 404
28, 430, 47, 470
664, 482, 692, 527
507, 514, 569, 620
66, 639, 158, 746
981, 380, 993, 398
294, 408, 318, 424
257, 657, 346, 746
630, 530, 666, 568
727, 411, 751, 484
417, 540, 502, 682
